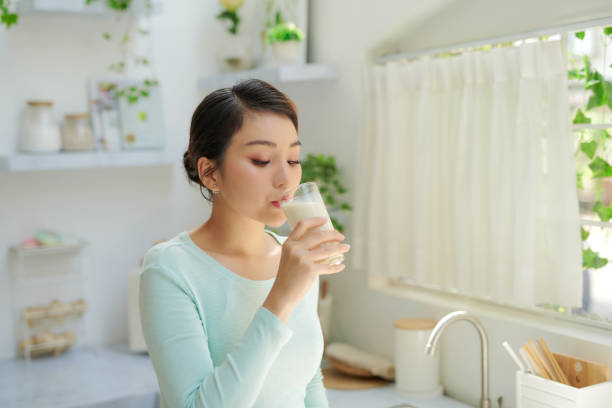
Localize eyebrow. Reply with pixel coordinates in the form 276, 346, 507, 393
244, 140, 302, 148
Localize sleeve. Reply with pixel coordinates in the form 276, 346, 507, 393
139, 262, 293, 408
304, 367, 329, 407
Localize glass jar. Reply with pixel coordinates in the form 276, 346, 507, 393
61, 113, 95, 151
19, 101, 62, 153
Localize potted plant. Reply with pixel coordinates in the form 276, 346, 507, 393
266, 19, 304, 65
216, 0, 253, 71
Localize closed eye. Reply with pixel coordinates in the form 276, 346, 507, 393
251, 159, 301, 166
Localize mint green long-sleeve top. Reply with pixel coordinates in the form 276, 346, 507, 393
139, 229, 329, 408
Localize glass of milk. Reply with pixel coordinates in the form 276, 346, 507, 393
280, 182, 344, 265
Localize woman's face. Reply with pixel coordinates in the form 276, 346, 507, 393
213, 111, 302, 227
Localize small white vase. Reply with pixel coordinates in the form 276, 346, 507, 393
218, 33, 254, 72
271, 40, 301, 64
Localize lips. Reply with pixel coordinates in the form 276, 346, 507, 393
270, 195, 290, 208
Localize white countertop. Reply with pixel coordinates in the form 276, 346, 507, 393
327, 386, 473, 408
0, 344, 473, 407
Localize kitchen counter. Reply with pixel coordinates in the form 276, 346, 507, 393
327, 386, 473, 408
0, 344, 159, 408
0, 344, 472, 407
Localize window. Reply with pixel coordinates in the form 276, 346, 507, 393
567, 26, 612, 325
365, 23, 612, 330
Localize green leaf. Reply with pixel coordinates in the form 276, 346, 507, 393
580, 141, 598, 159
325, 194, 337, 206
581, 227, 590, 241
137, 111, 148, 121
583, 248, 608, 269
585, 79, 601, 88
266, 21, 304, 44
593, 200, 612, 222
1, 11, 18, 28
340, 202, 352, 211
568, 69, 584, 80
103, 32, 111, 40
588, 157, 612, 178
586, 93, 605, 111
577, 172, 584, 189
573, 109, 591, 124
330, 217, 343, 234
605, 27, 612, 36
575, 31, 585, 40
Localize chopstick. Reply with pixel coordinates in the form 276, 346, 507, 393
529, 339, 558, 382
537, 338, 570, 385
523, 341, 552, 380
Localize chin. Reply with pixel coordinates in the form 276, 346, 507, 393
267, 218, 288, 228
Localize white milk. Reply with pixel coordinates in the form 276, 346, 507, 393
281, 201, 344, 265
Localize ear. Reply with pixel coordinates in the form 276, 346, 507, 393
197, 156, 220, 191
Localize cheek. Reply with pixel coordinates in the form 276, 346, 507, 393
295, 167, 303, 182
228, 162, 265, 193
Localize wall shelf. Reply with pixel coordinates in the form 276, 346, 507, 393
0, 150, 176, 172
10, 240, 88, 257
198, 63, 339, 91
17, 0, 162, 16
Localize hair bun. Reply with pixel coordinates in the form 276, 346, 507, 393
183, 151, 200, 184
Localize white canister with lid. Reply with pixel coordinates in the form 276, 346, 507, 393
394, 318, 443, 398
19, 101, 61, 153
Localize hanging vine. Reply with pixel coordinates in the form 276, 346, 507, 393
571, 27, 612, 270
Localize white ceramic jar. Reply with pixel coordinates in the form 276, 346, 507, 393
19, 101, 62, 153
271, 40, 301, 64
394, 318, 443, 398
61, 113, 95, 151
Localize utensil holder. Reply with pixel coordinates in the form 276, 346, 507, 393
516, 371, 612, 408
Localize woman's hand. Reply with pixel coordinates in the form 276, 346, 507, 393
263, 216, 350, 323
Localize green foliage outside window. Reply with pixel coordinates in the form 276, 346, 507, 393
572, 28, 612, 270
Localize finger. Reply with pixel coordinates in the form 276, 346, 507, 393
309, 242, 350, 262
288, 216, 328, 241
319, 263, 346, 275
299, 229, 345, 250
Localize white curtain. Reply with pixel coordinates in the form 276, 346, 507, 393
354, 40, 582, 308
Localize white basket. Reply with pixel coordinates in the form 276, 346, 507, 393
516, 371, 612, 408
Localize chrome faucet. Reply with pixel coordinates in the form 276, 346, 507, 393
425, 311, 491, 408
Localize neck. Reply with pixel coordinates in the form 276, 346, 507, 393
194, 201, 277, 258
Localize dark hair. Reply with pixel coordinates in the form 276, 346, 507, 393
183, 79, 299, 203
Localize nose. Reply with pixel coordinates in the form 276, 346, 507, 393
273, 161, 291, 191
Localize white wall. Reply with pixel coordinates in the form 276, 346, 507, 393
307, 0, 612, 407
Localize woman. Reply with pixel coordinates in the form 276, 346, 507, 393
139, 79, 351, 408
